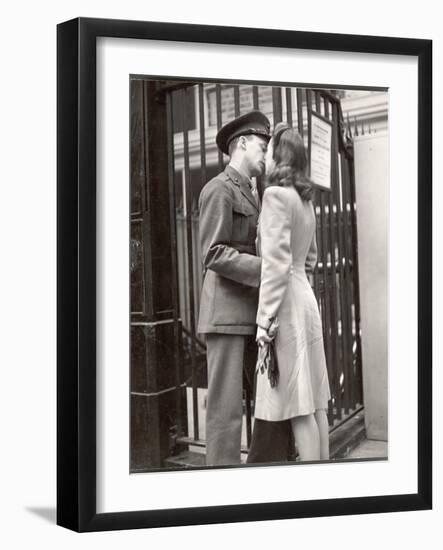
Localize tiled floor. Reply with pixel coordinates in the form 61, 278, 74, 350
347, 438, 388, 459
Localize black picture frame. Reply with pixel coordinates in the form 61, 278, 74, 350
57, 17, 432, 532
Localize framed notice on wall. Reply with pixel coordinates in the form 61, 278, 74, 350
309, 110, 333, 190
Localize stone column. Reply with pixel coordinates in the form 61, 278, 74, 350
130, 79, 186, 470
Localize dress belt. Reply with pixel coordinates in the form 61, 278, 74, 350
289, 264, 306, 276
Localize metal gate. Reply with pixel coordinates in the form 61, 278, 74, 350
167, 81, 363, 456
130, 79, 363, 468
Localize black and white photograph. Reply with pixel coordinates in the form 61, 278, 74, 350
130, 78, 389, 472
1, 1, 437, 543
53, 18, 431, 532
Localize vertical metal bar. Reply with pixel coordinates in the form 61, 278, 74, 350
314, 90, 321, 113
308, 90, 333, 424
323, 96, 342, 422
311, 92, 321, 303
285, 88, 293, 126
347, 152, 364, 405
306, 89, 312, 170
306, 90, 323, 306
306, 89, 320, 303
234, 85, 240, 117
340, 121, 356, 413
179, 173, 190, 329
216, 84, 224, 171
306, 89, 312, 109
319, 207, 335, 425
252, 86, 263, 199
306, 88, 312, 138
197, 84, 207, 327
191, 211, 199, 327
306, 90, 333, 425
166, 90, 183, 437
319, 98, 335, 425
296, 88, 304, 137
340, 147, 358, 409
331, 100, 350, 416
320, 96, 332, 417
198, 84, 207, 186
181, 89, 199, 441
272, 87, 283, 124
252, 86, 259, 110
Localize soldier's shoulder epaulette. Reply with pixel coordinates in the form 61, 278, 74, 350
202, 172, 232, 195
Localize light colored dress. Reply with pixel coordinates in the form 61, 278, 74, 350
255, 185, 331, 421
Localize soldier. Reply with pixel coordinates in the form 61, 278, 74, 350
197, 111, 271, 466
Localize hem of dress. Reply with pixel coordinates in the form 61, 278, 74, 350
254, 404, 329, 422
198, 326, 256, 335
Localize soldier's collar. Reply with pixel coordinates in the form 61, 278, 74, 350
225, 164, 252, 188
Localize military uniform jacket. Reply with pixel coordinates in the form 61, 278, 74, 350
197, 165, 261, 335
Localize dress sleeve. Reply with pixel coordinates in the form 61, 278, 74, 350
256, 187, 292, 330
305, 228, 318, 274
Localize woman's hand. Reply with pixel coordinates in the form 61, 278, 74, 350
256, 326, 272, 348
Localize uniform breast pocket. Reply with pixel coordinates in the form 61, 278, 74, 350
232, 200, 257, 243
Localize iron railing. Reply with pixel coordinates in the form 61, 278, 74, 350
165, 82, 363, 455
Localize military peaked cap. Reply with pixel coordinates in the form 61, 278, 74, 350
216, 110, 271, 155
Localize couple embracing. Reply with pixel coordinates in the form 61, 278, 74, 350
198, 110, 331, 466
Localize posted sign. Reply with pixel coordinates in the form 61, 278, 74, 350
310, 112, 332, 190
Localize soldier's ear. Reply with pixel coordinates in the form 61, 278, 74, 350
239, 136, 247, 149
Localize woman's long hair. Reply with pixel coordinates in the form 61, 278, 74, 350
267, 122, 313, 201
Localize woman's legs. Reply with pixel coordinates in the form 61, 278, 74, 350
314, 409, 330, 460
291, 409, 330, 461
291, 414, 320, 461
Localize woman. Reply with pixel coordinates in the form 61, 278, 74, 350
253, 122, 331, 461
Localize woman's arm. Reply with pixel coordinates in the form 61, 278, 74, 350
256, 187, 292, 331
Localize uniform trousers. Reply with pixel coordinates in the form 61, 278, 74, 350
205, 333, 249, 466
205, 333, 295, 466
